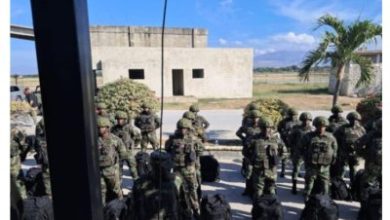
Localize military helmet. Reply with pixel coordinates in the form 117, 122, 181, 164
249, 110, 262, 118
313, 116, 329, 127
115, 111, 128, 119
248, 103, 257, 111
331, 105, 343, 113
97, 117, 111, 128
96, 102, 107, 109
287, 108, 298, 116
189, 104, 200, 112
299, 112, 313, 121
259, 117, 273, 128
346, 112, 361, 121
177, 118, 192, 129
141, 102, 152, 109
183, 111, 196, 120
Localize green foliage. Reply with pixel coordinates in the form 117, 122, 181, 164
96, 79, 158, 118
356, 94, 382, 125
244, 98, 290, 125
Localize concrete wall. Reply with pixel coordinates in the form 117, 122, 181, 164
92, 47, 253, 99
90, 26, 207, 48
328, 63, 382, 97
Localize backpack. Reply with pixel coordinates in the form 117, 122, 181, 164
358, 189, 382, 220
200, 155, 220, 182
104, 198, 128, 220
252, 194, 283, 220
201, 194, 232, 220
24, 167, 46, 197
135, 152, 152, 177
330, 177, 352, 201
23, 196, 54, 220
300, 194, 338, 220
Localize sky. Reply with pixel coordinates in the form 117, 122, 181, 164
11, 0, 382, 74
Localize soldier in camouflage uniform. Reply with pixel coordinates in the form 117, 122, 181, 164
189, 104, 210, 143
327, 105, 348, 133
287, 112, 314, 194
300, 116, 338, 201
95, 102, 116, 125
277, 108, 300, 178
111, 111, 139, 179
133, 150, 184, 220
165, 119, 201, 218
11, 128, 28, 199
97, 117, 132, 204
333, 112, 366, 182
356, 118, 382, 183
249, 117, 286, 199
241, 103, 258, 128
135, 103, 161, 151
35, 118, 52, 196
236, 110, 262, 196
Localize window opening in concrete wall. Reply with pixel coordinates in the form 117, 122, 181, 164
129, 69, 145, 79
192, 69, 204, 78
172, 69, 184, 96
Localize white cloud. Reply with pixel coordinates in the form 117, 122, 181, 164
219, 0, 233, 7
254, 48, 276, 56
218, 38, 228, 45
272, 32, 316, 44
233, 40, 243, 46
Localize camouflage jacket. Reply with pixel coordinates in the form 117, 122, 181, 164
165, 134, 200, 168
193, 115, 209, 134
98, 133, 129, 168
288, 124, 314, 156
277, 118, 300, 146
327, 115, 348, 133
111, 124, 135, 150
356, 130, 382, 166
135, 112, 161, 132
334, 123, 366, 156
11, 128, 26, 176
300, 131, 338, 166
249, 133, 286, 170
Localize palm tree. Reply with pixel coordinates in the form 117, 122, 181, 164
299, 14, 382, 106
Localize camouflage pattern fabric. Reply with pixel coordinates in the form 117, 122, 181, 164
192, 114, 209, 142
10, 128, 27, 200
277, 117, 300, 177
327, 115, 348, 133
135, 112, 161, 151
299, 131, 338, 199
34, 119, 52, 196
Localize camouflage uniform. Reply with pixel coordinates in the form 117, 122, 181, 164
135, 103, 161, 151
287, 112, 314, 194
97, 117, 131, 204
35, 119, 52, 196
111, 111, 138, 179
277, 108, 300, 177
96, 102, 116, 125
300, 116, 338, 200
10, 128, 27, 199
249, 118, 286, 199
236, 110, 262, 196
133, 151, 184, 220
189, 104, 210, 143
165, 119, 200, 217
356, 118, 382, 182
333, 112, 366, 181
327, 105, 348, 133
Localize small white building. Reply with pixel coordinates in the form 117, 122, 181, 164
90, 26, 253, 99
328, 50, 382, 97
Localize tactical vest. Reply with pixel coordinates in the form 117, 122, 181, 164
138, 114, 155, 132
367, 136, 382, 165
308, 137, 334, 166
98, 137, 118, 168
252, 139, 279, 169
343, 126, 364, 152
170, 138, 196, 168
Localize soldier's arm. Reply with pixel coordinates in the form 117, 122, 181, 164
164, 136, 173, 153
116, 137, 130, 160
331, 136, 338, 163
235, 126, 246, 140
201, 116, 210, 129
154, 115, 161, 129
298, 134, 309, 161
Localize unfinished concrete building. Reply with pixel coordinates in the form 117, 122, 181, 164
90, 26, 253, 99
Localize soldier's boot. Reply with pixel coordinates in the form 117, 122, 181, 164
292, 180, 298, 194
280, 161, 286, 178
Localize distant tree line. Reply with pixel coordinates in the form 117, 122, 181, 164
254, 65, 330, 73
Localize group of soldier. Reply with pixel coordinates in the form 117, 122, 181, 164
236, 103, 382, 202
10, 99, 382, 218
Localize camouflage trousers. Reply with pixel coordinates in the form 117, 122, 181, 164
195, 156, 202, 200
100, 165, 123, 204
332, 154, 359, 181
119, 150, 138, 179
175, 166, 200, 214
291, 156, 304, 181
140, 131, 159, 151
252, 166, 277, 198
11, 158, 27, 200
304, 164, 330, 199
